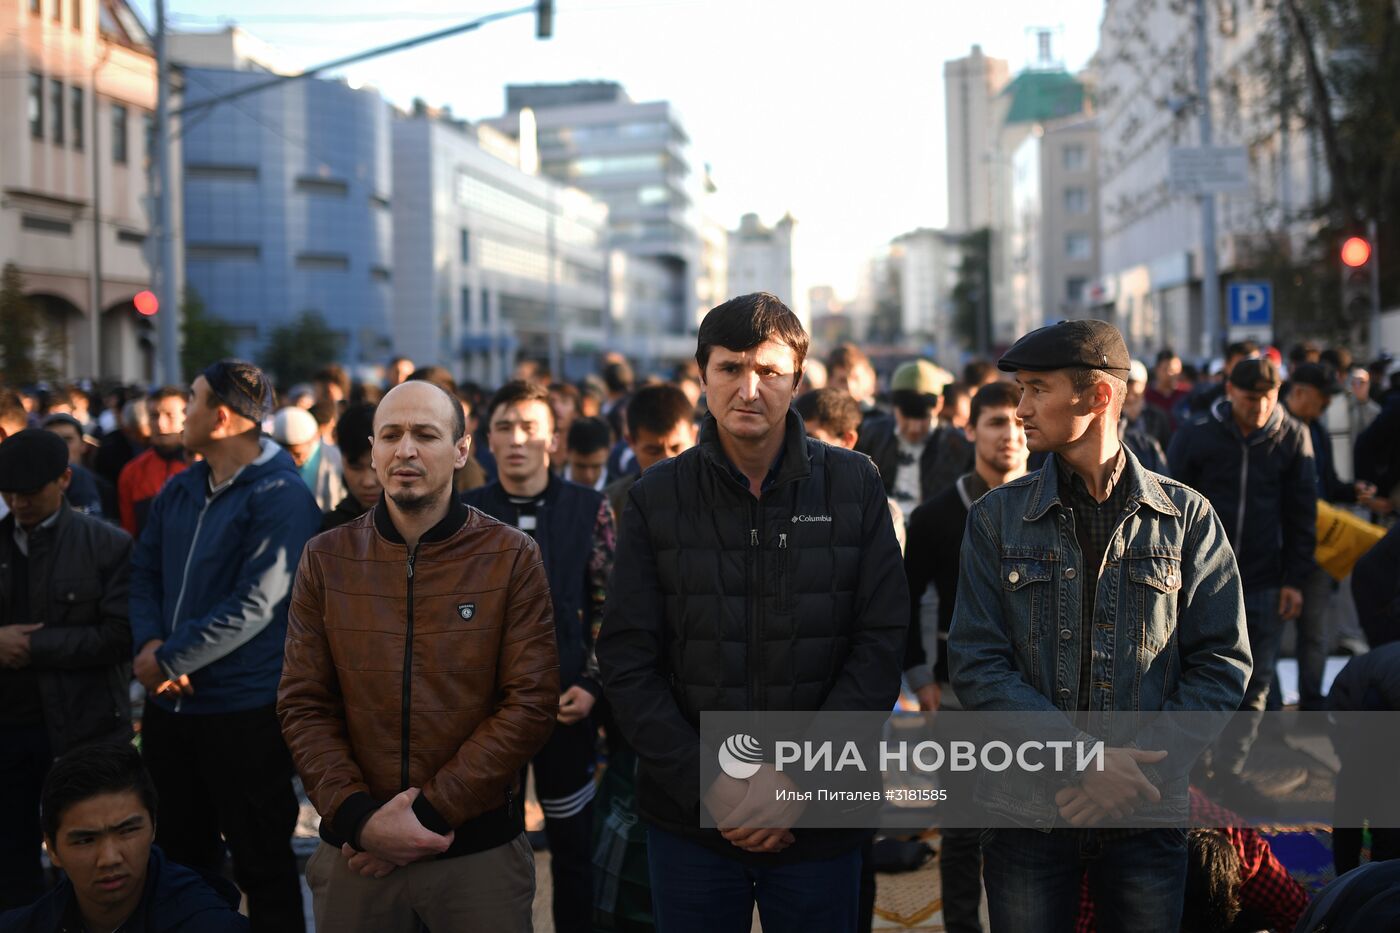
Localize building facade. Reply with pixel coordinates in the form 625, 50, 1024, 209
1, 0, 164, 383
726, 212, 796, 317
1008, 115, 1101, 335
891, 228, 963, 370
174, 32, 394, 374
944, 45, 1010, 235
1093, 0, 1327, 358
486, 83, 704, 366
391, 109, 609, 385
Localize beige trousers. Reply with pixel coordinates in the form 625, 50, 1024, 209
304, 833, 535, 932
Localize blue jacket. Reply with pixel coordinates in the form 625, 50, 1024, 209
131, 439, 322, 714
0, 845, 248, 932
1167, 399, 1317, 592
948, 447, 1251, 828
462, 473, 607, 694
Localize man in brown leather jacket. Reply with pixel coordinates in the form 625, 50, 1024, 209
278, 380, 559, 933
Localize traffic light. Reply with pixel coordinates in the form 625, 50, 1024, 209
536, 0, 553, 38
134, 290, 159, 316
1340, 235, 1376, 326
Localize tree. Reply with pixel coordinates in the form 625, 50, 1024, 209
0, 263, 50, 386
179, 287, 235, 381
259, 311, 341, 389
951, 229, 992, 353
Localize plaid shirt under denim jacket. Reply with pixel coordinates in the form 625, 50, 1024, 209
947, 446, 1252, 829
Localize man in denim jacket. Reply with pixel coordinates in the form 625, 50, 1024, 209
949, 320, 1251, 933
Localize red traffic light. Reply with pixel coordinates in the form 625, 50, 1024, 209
134, 290, 159, 316
1341, 237, 1372, 268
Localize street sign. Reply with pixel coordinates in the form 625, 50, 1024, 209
1227, 282, 1272, 327
1169, 146, 1251, 196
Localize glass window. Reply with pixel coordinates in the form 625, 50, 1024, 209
30, 0, 40, 14
294, 176, 349, 196
460, 287, 472, 324
111, 104, 128, 164
1062, 145, 1086, 172
72, 0, 79, 28
71, 86, 84, 150
1065, 233, 1092, 260
143, 112, 155, 167
52, 0, 60, 21
1064, 186, 1088, 214
1066, 277, 1088, 304
28, 73, 43, 139
460, 228, 470, 264
50, 79, 64, 145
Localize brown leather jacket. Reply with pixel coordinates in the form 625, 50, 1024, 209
278, 497, 558, 857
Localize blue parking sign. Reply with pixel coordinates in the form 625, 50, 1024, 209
1227, 282, 1272, 327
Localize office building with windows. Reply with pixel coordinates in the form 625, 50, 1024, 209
1, 0, 164, 381
173, 29, 394, 371
485, 82, 705, 367
391, 106, 609, 384
1007, 115, 1101, 337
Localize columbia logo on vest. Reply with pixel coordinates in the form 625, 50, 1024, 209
791, 514, 832, 523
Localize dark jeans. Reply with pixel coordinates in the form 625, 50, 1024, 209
981, 828, 1187, 933
0, 724, 51, 910
939, 827, 984, 933
1295, 566, 1334, 711
141, 702, 304, 933
532, 715, 596, 933
1215, 587, 1281, 776
646, 826, 862, 933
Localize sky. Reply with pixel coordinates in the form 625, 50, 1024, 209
131, 0, 1106, 298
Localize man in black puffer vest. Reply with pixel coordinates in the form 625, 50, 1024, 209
463, 380, 615, 933
598, 293, 909, 933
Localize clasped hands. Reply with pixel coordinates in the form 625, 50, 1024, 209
704, 764, 805, 855
1054, 747, 1166, 827
341, 787, 454, 879
133, 640, 192, 697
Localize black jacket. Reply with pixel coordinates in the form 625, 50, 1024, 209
1355, 392, 1400, 493
598, 411, 908, 864
1167, 399, 1317, 592
1352, 522, 1400, 648
0, 845, 247, 932
862, 419, 973, 506
904, 473, 984, 685
0, 502, 132, 755
464, 473, 606, 694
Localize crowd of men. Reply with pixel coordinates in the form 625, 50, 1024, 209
1, 293, 1399, 932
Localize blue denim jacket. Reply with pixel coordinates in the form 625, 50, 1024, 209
948, 447, 1251, 827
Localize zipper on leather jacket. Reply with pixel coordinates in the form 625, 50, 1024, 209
401, 549, 417, 790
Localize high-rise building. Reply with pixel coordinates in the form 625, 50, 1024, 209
174, 30, 394, 371
891, 228, 963, 369
485, 82, 704, 366
944, 45, 1010, 234
1, 0, 164, 382
391, 107, 609, 384
986, 44, 1092, 349
727, 212, 796, 319
1007, 114, 1101, 338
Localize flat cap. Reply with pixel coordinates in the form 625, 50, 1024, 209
0, 428, 70, 493
891, 359, 950, 396
1229, 357, 1282, 392
997, 320, 1131, 376
1288, 362, 1340, 395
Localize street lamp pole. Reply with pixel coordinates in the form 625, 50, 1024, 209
154, 0, 179, 384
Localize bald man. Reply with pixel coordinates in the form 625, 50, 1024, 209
279, 380, 558, 933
